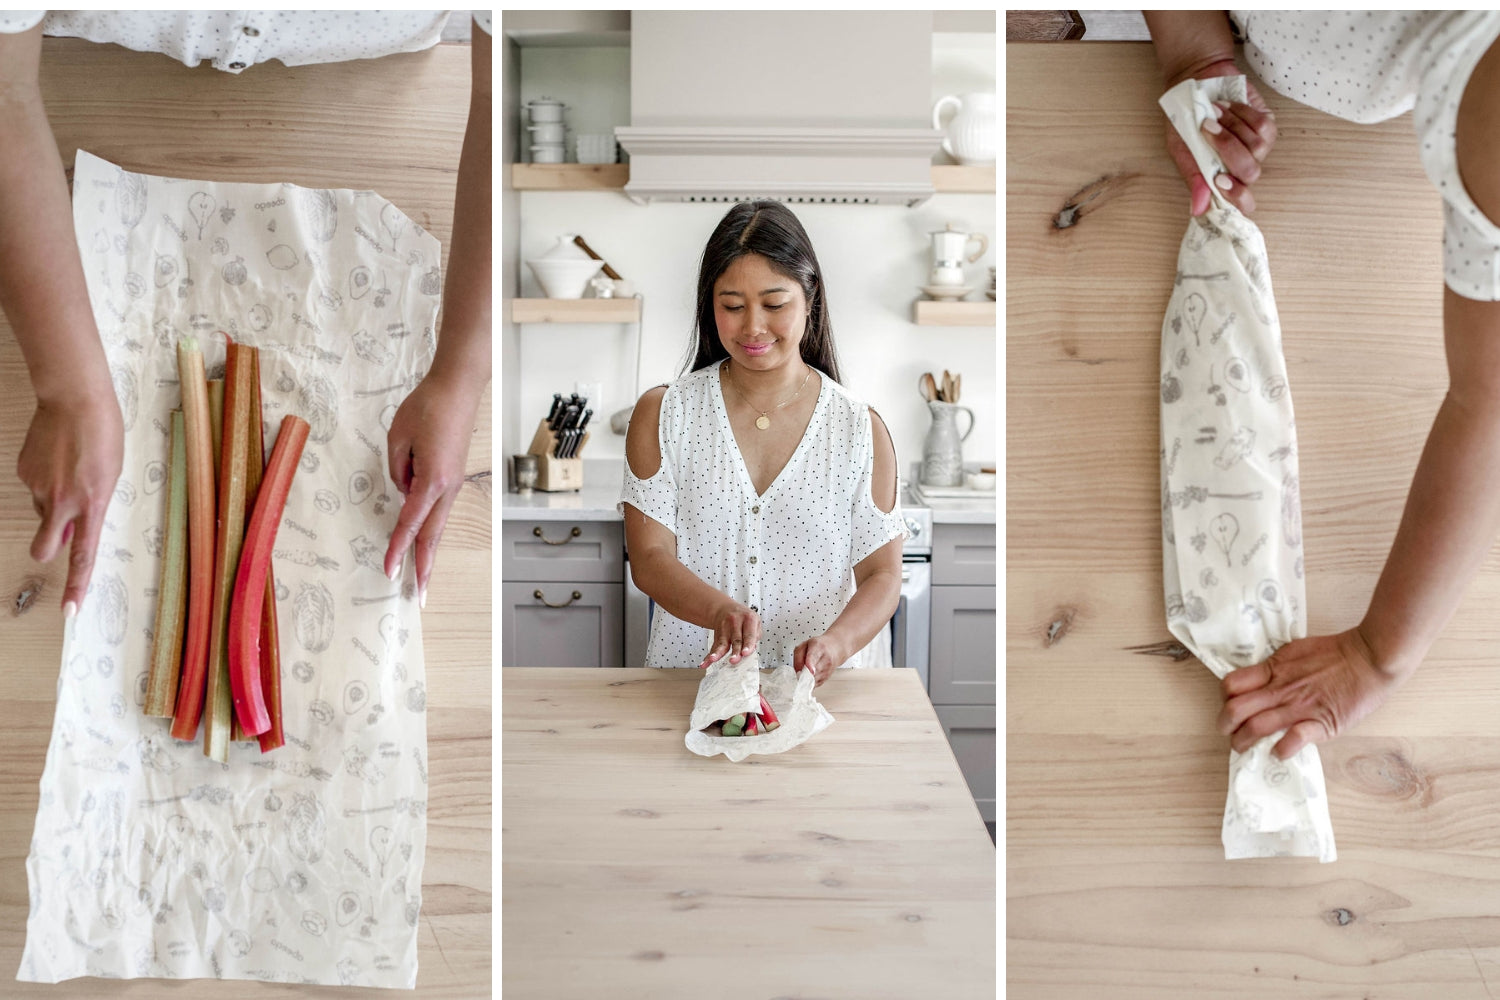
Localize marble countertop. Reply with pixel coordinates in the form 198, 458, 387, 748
501, 459, 996, 525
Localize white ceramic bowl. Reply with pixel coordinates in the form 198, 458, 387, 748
576, 133, 617, 165
965, 472, 996, 491
527, 257, 604, 299
530, 144, 566, 164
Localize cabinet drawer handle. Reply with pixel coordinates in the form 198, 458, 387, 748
533, 525, 582, 545
534, 588, 583, 608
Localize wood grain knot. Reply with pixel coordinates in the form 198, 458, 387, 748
801, 830, 844, 844
13, 578, 44, 616
1125, 639, 1195, 662
1344, 750, 1432, 805
1326, 907, 1355, 927
902, 913, 924, 923
633, 950, 665, 962
1043, 607, 1078, 647
1053, 173, 1139, 230
619, 808, 658, 819
821, 878, 842, 888
463, 470, 493, 498
590, 722, 611, 729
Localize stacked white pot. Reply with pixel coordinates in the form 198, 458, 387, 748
526, 97, 568, 164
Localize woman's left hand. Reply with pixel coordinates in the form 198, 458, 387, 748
793, 634, 845, 687
383, 369, 484, 605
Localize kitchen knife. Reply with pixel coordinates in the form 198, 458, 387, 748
546, 392, 563, 426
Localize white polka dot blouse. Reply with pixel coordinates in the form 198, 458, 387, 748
619, 364, 910, 671
0, 11, 491, 74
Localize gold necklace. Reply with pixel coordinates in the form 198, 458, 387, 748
722, 362, 812, 430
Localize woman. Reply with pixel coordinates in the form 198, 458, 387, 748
619, 201, 906, 684
1144, 11, 1500, 760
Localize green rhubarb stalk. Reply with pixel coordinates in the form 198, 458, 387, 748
170, 340, 217, 741
144, 410, 188, 717
203, 337, 253, 761
230, 413, 309, 737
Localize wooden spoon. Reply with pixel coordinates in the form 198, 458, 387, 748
953, 373, 961, 403
942, 370, 953, 403
920, 372, 937, 402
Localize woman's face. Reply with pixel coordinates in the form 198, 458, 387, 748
712, 253, 809, 371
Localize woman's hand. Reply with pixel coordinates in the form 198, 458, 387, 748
1218, 628, 1409, 760
698, 600, 760, 668
1164, 59, 1278, 216
18, 394, 123, 616
382, 369, 484, 606
793, 633, 846, 687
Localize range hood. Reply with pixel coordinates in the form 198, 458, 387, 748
618, 12, 942, 207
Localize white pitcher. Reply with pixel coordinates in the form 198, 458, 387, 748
932, 92, 996, 166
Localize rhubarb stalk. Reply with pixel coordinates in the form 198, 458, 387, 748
251, 351, 287, 752
231, 352, 262, 743
170, 340, 217, 741
144, 410, 188, 716
758, 693, 780, 732
203, 338, 253, 761
229, 413, 310, 737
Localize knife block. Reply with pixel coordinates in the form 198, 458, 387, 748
527, 419, 589, 492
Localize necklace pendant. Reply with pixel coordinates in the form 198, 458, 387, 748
754, 415, 771, 430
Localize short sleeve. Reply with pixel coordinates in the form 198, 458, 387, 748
849, 407, 909, 566
617, 389, 678, 537
0, 11, 45, 32
471, 11, 492, 35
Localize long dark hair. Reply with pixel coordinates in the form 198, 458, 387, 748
685, 200, 842, 384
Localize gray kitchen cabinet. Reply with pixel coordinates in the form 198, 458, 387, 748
502, 519, 624, 667
929, 522, 996, 832
928, 584, 996, 705
933, 704, 996, 824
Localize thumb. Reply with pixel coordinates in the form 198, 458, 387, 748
793, 642, 806, 671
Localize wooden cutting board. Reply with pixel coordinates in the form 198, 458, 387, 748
503, 668, 996, 999
1009, 41, 1500, 998
0, 38, 490, 998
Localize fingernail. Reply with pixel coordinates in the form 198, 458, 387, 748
63, 601, 77, 621
388, 566, 399, 582
1215, 174, 1234, 190
419, 587, 427, 609
1202, 118, 1223, 135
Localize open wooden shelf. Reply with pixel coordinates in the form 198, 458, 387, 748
510, 163, 995, 194
912, 299, 995, 326
509, 297, 641, 324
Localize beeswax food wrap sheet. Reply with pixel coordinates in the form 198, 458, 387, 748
18, 150, 440, 987
1157, 78, 1337, 863
685, 651, 835, 762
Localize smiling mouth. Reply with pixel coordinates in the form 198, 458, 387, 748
741, 342, 773, 354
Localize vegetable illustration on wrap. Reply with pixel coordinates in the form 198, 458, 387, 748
1157, 75, 1337, 862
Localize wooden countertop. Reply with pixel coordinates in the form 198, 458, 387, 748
1010, 42, 1500, 997
502, 668, 995, 998
0, 39, 490, 997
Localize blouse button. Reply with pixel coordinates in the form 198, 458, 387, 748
228, 61, 247, 69
751, 505, 760, 514
242, 26, 260, 37
749, 556, 757, 565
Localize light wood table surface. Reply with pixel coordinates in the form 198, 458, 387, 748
502, 668, 996, 999
1009, 41, 1500, 998
0, 39, 491, 997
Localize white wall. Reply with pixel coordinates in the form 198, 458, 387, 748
511, 192, 996, 478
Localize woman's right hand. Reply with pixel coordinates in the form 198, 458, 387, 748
18, 393, 124, 616
698, 600, 761, 668
1164, 59, 1278, 216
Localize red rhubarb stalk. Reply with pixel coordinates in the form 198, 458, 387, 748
744, 713, 759, 736
758, 693, 780, 732
170, 339, 217, 741
249, 351, 286, 753
229, 413, 310, 737
231, 351, 264, 743
203, 337, 253, 760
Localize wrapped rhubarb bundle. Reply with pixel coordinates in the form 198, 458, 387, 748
685, 650, 834, 762
1157, 76, 1336, 862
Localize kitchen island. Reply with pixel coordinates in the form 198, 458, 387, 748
502, 667, 995, 998
0, 35, 489, 998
